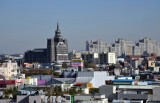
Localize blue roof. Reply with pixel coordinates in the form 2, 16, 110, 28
113, 79, 135, 82
131, 74, 139, 76
146, 81, 155, 85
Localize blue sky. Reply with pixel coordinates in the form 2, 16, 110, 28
0, 0, 160, 54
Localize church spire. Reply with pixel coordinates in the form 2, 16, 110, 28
55, 21, 61, 35
54, 22, 63, 42
57, 22, 60, 31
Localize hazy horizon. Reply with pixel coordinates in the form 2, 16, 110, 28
0, 0, 160, 54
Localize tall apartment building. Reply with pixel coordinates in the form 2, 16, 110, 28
25, 23, 68, 63
135, 38, 160, 56
132, 45, 140, 55
86, 40, 110, 53
86, 38, 160, 57
111, 39, 134, 57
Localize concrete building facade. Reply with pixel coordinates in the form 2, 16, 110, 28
81, 52, 99, 64
99, 52, 116, 65
86, 40, 110, 53
136, 38, 160, 56
0, 60, 20, 79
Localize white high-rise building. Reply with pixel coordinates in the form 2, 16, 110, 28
108, 52, 116, 64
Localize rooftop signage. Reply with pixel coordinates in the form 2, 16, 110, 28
0, 80, 15, 84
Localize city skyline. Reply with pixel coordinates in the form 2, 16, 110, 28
0, 0, 160, 54
86, 38, 160, 57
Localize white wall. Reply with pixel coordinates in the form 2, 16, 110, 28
90, 71, 115, 88
108, 53, 116, 64
23, 78, 37, 85
118, 76, 132, 80
0, 61, 19, 79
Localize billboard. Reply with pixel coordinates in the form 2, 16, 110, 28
37, 80, 46, 85
0, 80, 15, 84
71, 62, 83, 67
16, 79, 23, 83
71, 60, 84, 62
87, 83, 93, 87
71, 59, 84, 67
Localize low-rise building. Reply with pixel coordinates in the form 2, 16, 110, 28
99, 85, 160, 102
74, 94, 108, 103
148, 87, 160, 102
125, 55, 143, 68
0, 60, 20, 79
75, 71, 115, 88
69, 50, 81, 60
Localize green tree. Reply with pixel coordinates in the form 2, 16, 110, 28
53, 86, 62, 96
12, 87, 18, 99
53, 72, 60, 76
37, 86, 40, 90
77, 87, 83, 94
3, 89, 9, 99
46, 86, 52, 97
89, 88, 99, 94
84, 62, 97, 70
69, 87, 77, 95
3, 87, 18, 99
54, 86, 62, 92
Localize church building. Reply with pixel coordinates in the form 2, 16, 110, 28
25, 23, 68, 63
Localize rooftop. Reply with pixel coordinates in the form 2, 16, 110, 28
113, 79, 135, 82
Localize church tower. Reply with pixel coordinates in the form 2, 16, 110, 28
47, 38, 55, 63
54, 22, 68, 63
54, 22, 63, 43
